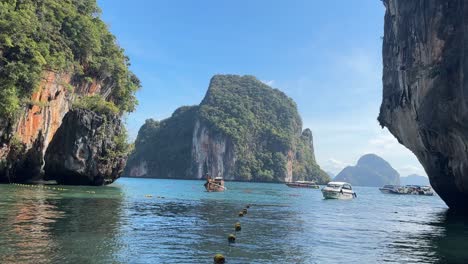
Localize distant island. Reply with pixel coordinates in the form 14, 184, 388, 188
400, 174, 430, 186
125, 75, 330, 184
334, 154, 400, 187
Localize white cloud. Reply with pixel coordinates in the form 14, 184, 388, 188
321, 158, 351, 175
398, 165, 427, 177
364, 129, 408, 156
261, 80, 275, 86
363, 128, 427, 177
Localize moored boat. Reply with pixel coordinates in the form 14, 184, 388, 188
321, 182, 356, 200
379, 185, 400, 194
406, 185, 434, 196
204, 175, 226, 192
379, 184, 434, 196
285, 181, 319, 189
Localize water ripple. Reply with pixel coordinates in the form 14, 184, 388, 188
0, 179, 467, 263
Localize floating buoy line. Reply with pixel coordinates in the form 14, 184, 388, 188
10, 183, 171, 198
9, 183, 96, 194
213, 203, 253, 263
10, 182, 256, 263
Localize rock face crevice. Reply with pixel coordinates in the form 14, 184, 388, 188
379, 0, 468, 210
191, 120, 236, 180
44, 109, 126, 186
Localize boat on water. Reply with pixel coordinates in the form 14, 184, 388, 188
379, 185, 434, 196
379, 185, 400, 194
204, 175, 226, 192
407, 185, 434, 196
285, 181, 319, 189
321, 182, 356, 200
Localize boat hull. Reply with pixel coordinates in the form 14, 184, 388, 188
379, 188, 397, 194
204, 180, 225, 192
379, 185, 434, 196
322, 190, 355, 200
286, 183, 319, 189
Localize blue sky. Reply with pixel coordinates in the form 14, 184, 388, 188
98, 0, 426, 177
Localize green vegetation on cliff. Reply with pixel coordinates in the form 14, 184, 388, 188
73, 95, 120, 116
0, 0, 140, 118
200, 75, 299, 151
126, 106, 199, 178
200, 75, 328, 182
293, 129, 328, 182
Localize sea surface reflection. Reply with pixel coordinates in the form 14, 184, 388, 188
0, 178, 467, 263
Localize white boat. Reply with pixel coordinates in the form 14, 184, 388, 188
285, 181, 320, 189
379, 185, 434, 196
321, 182, 356, 200
379, 185, 400, 194
407, 185, 434, 196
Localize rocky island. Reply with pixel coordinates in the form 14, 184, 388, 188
334, 154, 400, 187
379, 0, 468, 210
126, 75, 330, 183
0, 0, 139, 185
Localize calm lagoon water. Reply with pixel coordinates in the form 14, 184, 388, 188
0, 178, 467, 263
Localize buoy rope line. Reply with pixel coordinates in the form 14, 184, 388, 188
213, 204, 252, 264
9, 183, 96, 194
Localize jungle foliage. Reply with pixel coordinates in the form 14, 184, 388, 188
0, 0, 140, 118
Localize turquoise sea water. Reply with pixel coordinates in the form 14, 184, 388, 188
0, 177, 467, 263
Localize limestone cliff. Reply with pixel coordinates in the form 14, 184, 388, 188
44, 109, 126, 185
379, 0, 468, 209
126, 75, 330, 183
0, 0, 139, 185
0, 71, 105, 182
191, 119, 237, 180
125, 106, 198, 179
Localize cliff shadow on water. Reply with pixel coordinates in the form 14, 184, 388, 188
0, 184, 124, 263
387, 210, 468, 263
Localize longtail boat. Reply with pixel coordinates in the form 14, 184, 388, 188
204, 176, 226, 192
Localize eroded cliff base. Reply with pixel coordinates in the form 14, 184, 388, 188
44, 109, 127, 186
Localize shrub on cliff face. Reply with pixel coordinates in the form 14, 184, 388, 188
0, 0, 140, 118
73, 95, 119, 116
0, 86, 20, 119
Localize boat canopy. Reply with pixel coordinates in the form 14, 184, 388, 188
327, 182, 347, 186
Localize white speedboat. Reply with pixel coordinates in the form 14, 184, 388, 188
379, 185, 434, 196
407, 185, 434, 196
379, 185, 400, 194
321, 182, 356, 199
